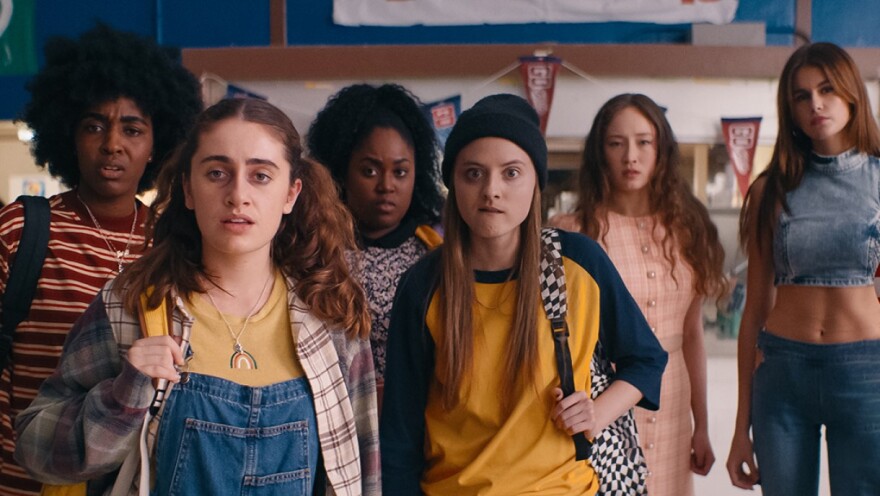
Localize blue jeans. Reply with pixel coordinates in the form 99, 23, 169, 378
152, 373, 320, 495
752, 331, 880, 496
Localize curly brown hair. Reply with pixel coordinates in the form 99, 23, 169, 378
117, 98, 369, 338
575, 93, 726, 298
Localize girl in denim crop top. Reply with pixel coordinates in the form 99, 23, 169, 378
726, 43, 880, 496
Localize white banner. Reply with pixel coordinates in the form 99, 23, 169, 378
333, 0, 738, 27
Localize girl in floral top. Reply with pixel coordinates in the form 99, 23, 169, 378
308, 84, 445, 406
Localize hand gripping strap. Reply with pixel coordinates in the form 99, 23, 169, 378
539, 228, 592, 461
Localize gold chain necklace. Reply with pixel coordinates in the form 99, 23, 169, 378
205, 272, 274, 370
77, 192, 138, 274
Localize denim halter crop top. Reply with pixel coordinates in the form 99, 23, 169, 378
773, 149, 880, 287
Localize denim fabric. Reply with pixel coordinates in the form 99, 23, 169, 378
152, 373, 319, 496
751, 331, 880, 496
774, 149, 880, 287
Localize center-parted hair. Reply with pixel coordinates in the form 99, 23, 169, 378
741, 42, 880, 251
576, 93, 726, 298
117, 98, 370, 339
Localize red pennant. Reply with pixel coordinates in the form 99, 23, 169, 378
519, 56, 561, 135
721, 117, 762, 198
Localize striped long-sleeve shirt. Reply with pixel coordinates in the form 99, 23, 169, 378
0, 191, 146, 496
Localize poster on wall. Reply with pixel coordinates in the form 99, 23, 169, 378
8, 174, 61, 200
333, 0, 737, 27
421, 95, 460, 147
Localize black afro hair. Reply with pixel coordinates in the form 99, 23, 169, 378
306, 83, 444, 226
21, 23, 203, 192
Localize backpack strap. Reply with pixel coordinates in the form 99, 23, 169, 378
539, 228, 593, 461
414, 224, 443, 249
1, 196, 51, 371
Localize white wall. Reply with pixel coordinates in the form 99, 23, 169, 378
236, 75, 880, 146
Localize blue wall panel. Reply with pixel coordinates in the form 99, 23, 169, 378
813, 0, 880, 47
0, 0, 875, 120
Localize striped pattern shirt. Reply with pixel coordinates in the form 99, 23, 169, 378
13, 277, 379, 496
0, 191, 146, 496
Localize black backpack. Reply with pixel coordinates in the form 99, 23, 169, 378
0, 196, 51, 371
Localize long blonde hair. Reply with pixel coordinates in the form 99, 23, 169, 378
437, 180, 542, 415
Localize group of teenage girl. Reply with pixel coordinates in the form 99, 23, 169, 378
0, 23, 875, 496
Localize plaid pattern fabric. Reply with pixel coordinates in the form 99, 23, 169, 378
540, 228, 648, 496
14, 277, 379, 496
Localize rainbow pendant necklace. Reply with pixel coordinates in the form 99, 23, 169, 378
206, 272, 273, 370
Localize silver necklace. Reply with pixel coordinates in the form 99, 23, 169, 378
205, 272, 274, 370
77, 192, 138, 274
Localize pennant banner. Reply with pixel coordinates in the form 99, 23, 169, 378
333, 0, 738, 26
226, 83, 268, 101
421, 95, 461, 147
519, 56, 561, 135
0, 0, 37, 75
721, 117, 762, 198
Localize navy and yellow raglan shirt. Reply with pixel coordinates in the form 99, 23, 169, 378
380, 230, 668, 496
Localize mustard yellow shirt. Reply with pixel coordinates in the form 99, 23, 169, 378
186, 272, 305, 386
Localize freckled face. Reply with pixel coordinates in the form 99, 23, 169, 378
453, 137, 536, 247
184, 119, 301, 263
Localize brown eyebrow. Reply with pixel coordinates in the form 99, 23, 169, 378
198, 155, 280, 169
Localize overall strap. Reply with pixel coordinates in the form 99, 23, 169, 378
1, 196, 51, 370
539, 228, 592, 461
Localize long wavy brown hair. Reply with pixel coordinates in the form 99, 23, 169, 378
575, 93, 726, 298
437, 179, 542, 415
117, 98, 370, 338
741, 43, 880, 251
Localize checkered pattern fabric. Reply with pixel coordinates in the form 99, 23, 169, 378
540, 228, 648, 496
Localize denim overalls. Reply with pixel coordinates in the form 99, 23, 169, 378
151, 373, 320, 495
753, 150, 880, 495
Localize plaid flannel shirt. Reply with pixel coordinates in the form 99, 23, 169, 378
14, 277, 380, 496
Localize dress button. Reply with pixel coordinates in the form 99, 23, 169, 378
641, 245, 649, 254
647, 270, 656, 279
650, 416, 657, 423
647, 299, 656, 307
647, 443, 655, 449
647, 470, 653, 477
638, 221, 646, 229
651, 327, 657, 333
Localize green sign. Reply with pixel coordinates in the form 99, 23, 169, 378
0, 0, 36, 75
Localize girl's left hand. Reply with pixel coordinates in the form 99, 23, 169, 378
691, 428, 715, 476
550, 387, 595, 436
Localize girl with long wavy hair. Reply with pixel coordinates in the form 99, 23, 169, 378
15, 98, 379, 495
380, 94, 666, 495
551, 93, 726, 496
725, 42, 880, 495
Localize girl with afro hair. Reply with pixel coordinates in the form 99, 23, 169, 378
0, 24, 201, 495
307, 83, 444, 407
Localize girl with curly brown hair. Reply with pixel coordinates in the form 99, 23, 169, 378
15, 98, 379, 495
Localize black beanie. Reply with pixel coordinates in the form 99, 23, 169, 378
442, 94, 548, 190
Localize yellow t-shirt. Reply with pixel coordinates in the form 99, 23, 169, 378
422, 258, 602, 495
186, 272, 305, 386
